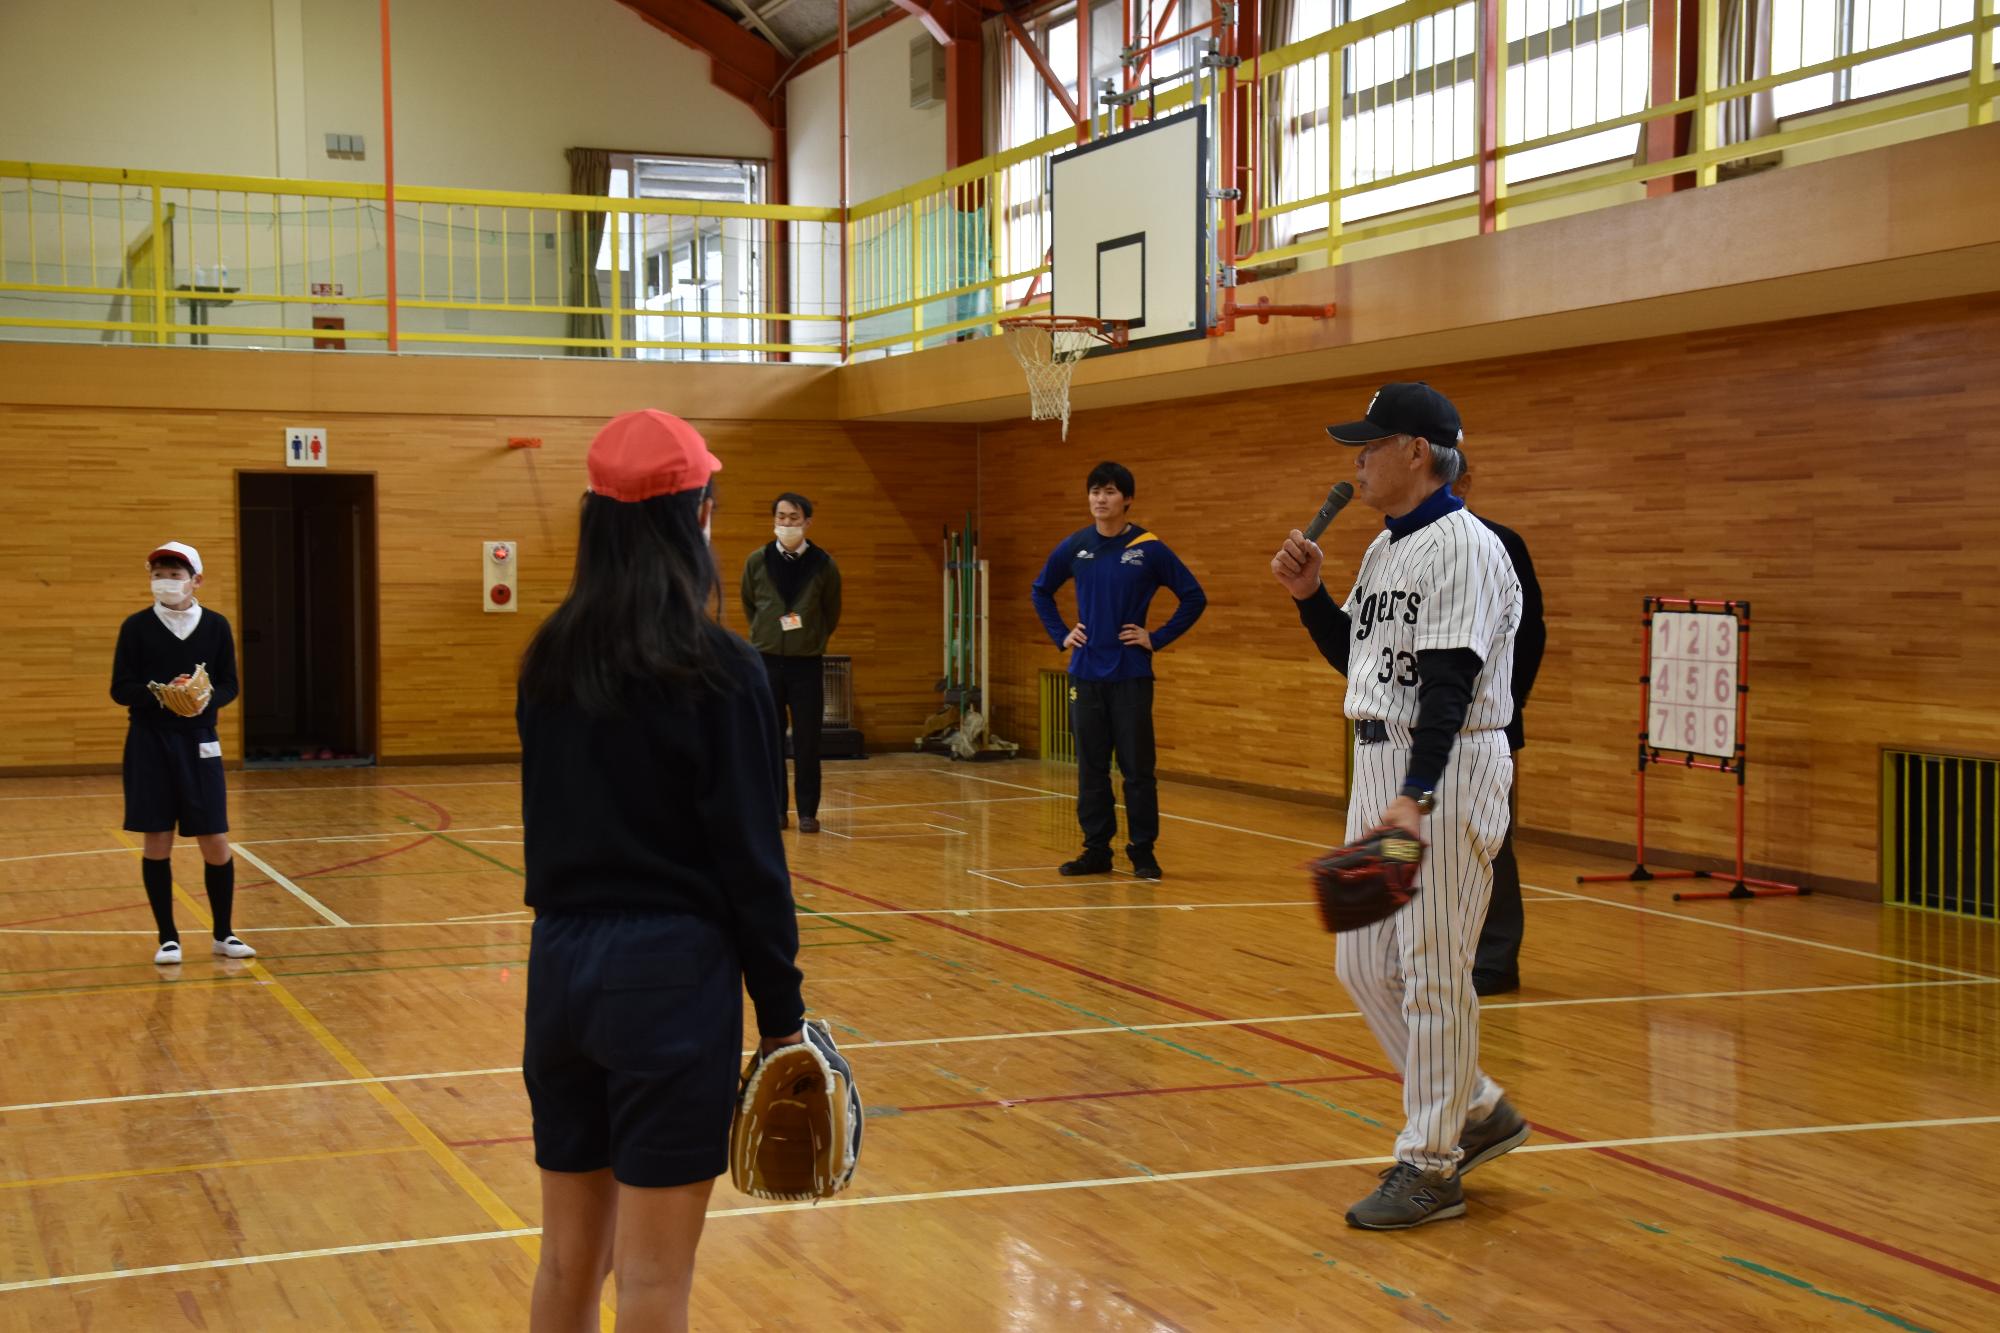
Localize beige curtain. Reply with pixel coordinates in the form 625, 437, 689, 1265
564, 147, 610, 356
1718, 0, 1777, 150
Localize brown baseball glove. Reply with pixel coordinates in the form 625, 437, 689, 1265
147, 663, 212, 718
728, 1019, 863, 1203
1310, 825, 1425, 933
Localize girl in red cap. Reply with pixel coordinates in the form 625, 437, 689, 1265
517, 411, 806, 1332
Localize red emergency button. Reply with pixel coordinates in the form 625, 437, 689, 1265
490, 584, 513, 605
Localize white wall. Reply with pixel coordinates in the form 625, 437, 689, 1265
0, 0, 773, 192
787, 21, 946, 208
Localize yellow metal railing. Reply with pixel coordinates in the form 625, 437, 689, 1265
2, 2, 1994, 360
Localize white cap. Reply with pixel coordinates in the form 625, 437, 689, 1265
146, 541, 203, 576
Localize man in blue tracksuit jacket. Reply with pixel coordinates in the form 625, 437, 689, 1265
1031, 462, 1207, 880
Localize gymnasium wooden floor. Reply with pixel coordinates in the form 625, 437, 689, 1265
1, 757, 1996, 1331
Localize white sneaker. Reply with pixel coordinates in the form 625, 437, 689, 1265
211, 936, 256, 959
154, 941, 183, 965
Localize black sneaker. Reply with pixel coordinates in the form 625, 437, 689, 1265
1344, 1162, 1465, 1230
1128, 847, 1162, 879
1457, 1096, 1529, 1175
1059, 850, 1114, 876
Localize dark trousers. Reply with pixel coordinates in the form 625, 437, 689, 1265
1475, 753, 1523, 979
761, 654, 824, 819
1071, 677, 1158, 854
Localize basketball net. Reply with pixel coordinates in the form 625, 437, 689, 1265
999, 317, 1120, 440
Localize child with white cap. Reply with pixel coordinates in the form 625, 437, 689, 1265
108, 541, 254, 964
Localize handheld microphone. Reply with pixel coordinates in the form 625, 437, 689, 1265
1302, 481, 1356, 542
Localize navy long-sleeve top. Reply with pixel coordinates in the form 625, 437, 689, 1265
109, 607, 240, 732
516, 627, 805, 1039
1030, 524, 1207, 682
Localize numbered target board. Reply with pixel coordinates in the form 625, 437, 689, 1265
1648, 609, 1740, 759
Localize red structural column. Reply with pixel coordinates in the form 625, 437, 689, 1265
839, 0, 850, 359
1645, 0, 1698, 195
1077, 0, 1092, 142
380, 0, 398, 351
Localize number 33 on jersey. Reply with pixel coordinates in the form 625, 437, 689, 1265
1343, 510, 1522, 729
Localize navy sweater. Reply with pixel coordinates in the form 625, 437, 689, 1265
517, 628, 806, 1038
1030, 524, 1207, 682
109, 607, 240, 732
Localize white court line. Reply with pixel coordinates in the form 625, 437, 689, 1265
825, 796, 1061, 813
231, 844, 350, 928
945, 769, 1999, 984
0, 1066, 524, 1116
7, 1111, 1999, 1292
1527, 882, 2000, 982
827, 823, 970, 840
0, 918, 535, 938
812, 899, 1319, 919
8, 976, 1989, 1119
0, 847, 130, 865
461, 839, 524, 846
0, 825, 521, 866
0, 779, 526, 804
449, 910, 532, 922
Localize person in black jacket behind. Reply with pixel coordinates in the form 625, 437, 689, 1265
517, 409, 806, 1333
1455, 461, 1546, 995
109, 540, 254, 966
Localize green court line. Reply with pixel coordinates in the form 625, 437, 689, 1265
798, 903, 893, 945
1721, 1258, 1933, 1332
399, 818, 525, 877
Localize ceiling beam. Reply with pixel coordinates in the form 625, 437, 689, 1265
719, 0, 795, 58
617, 0, 785, 125
885, 0, 952, 46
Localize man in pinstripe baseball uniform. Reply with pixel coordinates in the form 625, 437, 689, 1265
1272, 382, 1532, 1230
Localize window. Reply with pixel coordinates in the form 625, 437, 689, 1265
1770, 0, 1976, 119
592, 154, 767, 362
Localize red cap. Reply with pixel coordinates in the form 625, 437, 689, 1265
586, 411, 722, 502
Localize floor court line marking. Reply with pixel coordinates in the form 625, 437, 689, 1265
7, 976, 1988, 1118
232, 844, 350, 928
0, 1143, 423, 1193
0, 779, 527, 804
0, 918, 536, 937
107, 828, 538, 1258
940, 768, 1997, 984
7, 1112, 1996, 1296
1525, 882, 1999, 981
0, 1066, 526, 1116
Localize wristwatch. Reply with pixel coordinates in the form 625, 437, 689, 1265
1398, 783, 1437, 814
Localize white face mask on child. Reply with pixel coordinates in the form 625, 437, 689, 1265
774, 525, 805, 547
152, 577, 192, 604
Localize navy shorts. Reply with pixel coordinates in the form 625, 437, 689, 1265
122, 724, 229, 837
523, 911, 743, 1188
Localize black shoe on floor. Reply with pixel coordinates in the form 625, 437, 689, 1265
1473, 970, 1520, 996
780, 813, 790, 830
799, 816, 821, 834
1060, 850, 1114, 876
1128, 847, 1162, 880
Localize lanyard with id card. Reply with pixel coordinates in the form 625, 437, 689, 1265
780, 613, 803, 632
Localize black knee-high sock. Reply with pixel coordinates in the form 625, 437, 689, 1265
142, 857, 178, 945
204, 858, 235, 941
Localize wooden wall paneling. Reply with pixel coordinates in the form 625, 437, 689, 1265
0, 389, 974, 769
976, 294, 2000, 889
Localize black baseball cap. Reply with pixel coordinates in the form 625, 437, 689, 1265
1326, 381, 1464, 448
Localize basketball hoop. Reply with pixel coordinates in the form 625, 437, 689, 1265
998, 315, 1127, 439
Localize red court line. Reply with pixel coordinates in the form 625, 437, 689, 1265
288, 788, 456, 880
793, 870, 1997, 1300
441, 1072, 1394, 1149
1531, 1123, 2000, 1298
792, 872, 1391, 1080
0, 901, 142, 929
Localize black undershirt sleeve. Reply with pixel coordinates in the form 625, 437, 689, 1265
1294, 585, 1352, 675
1405, 647, 1485, 791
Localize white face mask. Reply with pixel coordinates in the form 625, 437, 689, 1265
152, 577, 193, 604
774, 525, 805, 546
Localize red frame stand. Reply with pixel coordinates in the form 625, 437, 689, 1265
1578, 596, 1809, 903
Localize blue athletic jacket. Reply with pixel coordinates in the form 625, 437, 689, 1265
1030, 524, 1207, 682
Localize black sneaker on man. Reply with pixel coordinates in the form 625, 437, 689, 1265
1344, 1162, 1466, 1230
1128, 847, 1163, 879
1059, 849, 1113, 876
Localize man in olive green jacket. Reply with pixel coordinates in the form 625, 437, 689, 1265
741, 492, 843, 832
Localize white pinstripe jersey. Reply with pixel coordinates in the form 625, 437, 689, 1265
1342, 510, 1521, 731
